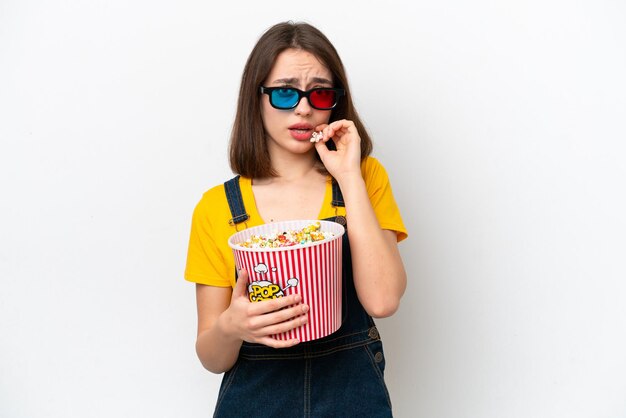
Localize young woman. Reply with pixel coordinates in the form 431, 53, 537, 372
185, 21, 408, 417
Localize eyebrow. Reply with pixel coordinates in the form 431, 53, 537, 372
272, 77, 333, 86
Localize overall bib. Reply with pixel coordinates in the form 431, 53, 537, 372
214, 176, 392, 418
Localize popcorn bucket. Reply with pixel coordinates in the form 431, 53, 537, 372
228, 220, 345, 342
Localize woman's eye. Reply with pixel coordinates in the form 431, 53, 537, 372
276, 88, 295, 96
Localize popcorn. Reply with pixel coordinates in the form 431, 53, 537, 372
236, 221, 336, 248
310, 131, 324, 143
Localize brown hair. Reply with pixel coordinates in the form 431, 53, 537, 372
228, 21, 373, 178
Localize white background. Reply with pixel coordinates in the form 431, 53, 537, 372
1, 1, 625, 417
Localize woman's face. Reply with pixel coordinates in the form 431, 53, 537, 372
261, 48, 333, 161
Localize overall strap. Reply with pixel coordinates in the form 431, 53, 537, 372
331, 179, 345, 207
224, 175, 249, 225
330, 179, 347, 228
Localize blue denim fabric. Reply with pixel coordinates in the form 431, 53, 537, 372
215, 177, 392, 418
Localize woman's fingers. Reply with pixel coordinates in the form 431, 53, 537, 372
314, 119, 360, 150
247, 293, 303, 315
256, 336, 301, 349
317, 119, 356, 140
314, 118, 362, 180
251, 313, 309, 343
232, 269, 311, 345
230, 274, 309, 344
244, 297, 309, 342
247, 302, 309, 331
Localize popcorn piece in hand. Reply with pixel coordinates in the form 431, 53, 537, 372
310, 131, 323, 143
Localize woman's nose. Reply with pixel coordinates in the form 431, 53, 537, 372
293, 95, 313, 116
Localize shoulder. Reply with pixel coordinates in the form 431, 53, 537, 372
193, 176, 241, 219
197, 175, 246, 203
360, 156, 390, 184
361, 156, 387, 173
195, 183, 225, 210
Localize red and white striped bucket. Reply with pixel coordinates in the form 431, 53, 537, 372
228, 220, 345, 342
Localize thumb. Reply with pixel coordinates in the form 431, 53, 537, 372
232, 269, 249, 299
314, 140, 331, 161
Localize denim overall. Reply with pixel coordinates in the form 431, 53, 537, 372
214, 176, 392, 418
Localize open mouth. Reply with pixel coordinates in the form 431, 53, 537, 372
288, 128, 314, 141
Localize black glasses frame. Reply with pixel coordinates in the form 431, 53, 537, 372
259, 86, 345, 110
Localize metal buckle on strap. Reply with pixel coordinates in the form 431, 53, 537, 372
333, 207, 347, 227
228, 215, 249, 231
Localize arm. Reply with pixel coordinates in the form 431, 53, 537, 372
195, 270, 309, 373
315, 121, 407, 318
195, 284, 241, 373
336, 175, 406, 317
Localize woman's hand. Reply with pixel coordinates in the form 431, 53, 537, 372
314, 119, 362, 182
220, 269, 309, 348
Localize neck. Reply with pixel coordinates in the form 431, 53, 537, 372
266, 148, 320, 183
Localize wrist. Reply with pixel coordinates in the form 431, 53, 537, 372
216, 310, 243, 344
335, 171, 364, 191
